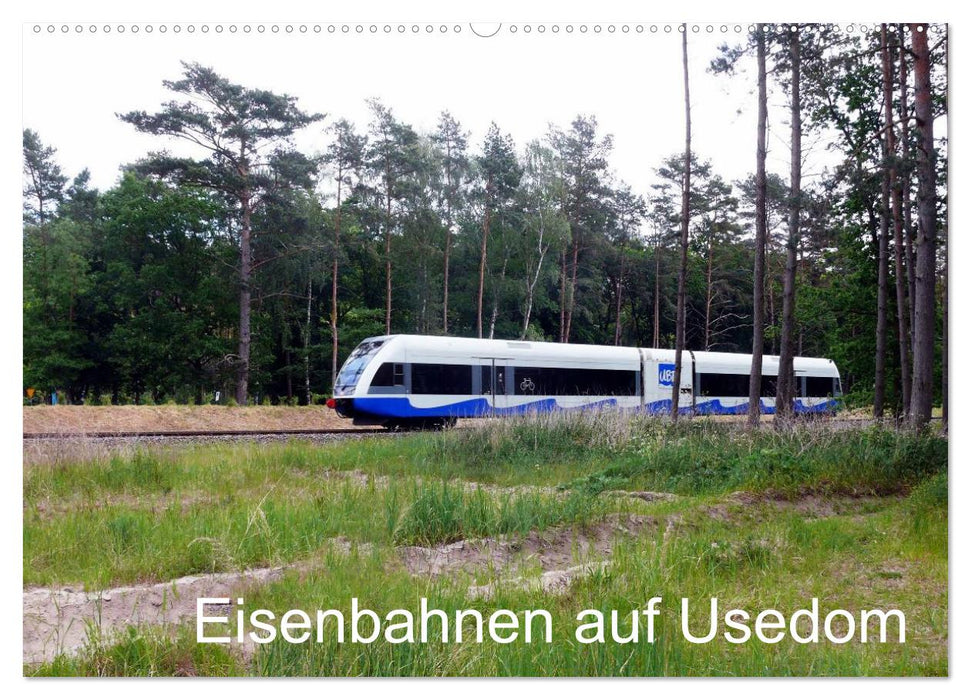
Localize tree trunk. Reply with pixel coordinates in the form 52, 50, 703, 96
672, 24, 691, 421
768, 271, 777, 356
941, 238, 948, 430
874, 190, 889, 418
653, 228, 661, 348
748, 26, 768, 428
488, 251, 508, 339
331, 176, 342, 391
477, 185, 492, 339
559, 251, 567, 342
285, 347, 293, 400
776, 26, 801, 422
564, 238, 580, 342
306, 275, 312, 405
522, 220, 548, 340
443, 144, 453, 334
704, 233, 713, 350
418, 250, 429, 333
384, 170, 393, 335
909, 23, 937, 426
236, 194, 253, 404
443, 227, 452, 334
884, 24, 912, 415
614, 242, 625, 345
899, 23, 917, 343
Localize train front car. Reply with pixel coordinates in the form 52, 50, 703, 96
328, 335, 487, 430
327, 335, 643, 429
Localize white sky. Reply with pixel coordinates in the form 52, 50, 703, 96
22, 23, 833, 220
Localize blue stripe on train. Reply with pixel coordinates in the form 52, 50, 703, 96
350, 396, 838, 419
671, 398, 838, 415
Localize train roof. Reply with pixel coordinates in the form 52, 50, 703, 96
644, 348, 839, 375
371, 334, 636, 364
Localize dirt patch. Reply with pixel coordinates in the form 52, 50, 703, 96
606, 490, 678, 503
23, 432, 384, 468
22, 538, 361, 665
26, 512, 662, 663
23, 567, 287, 665
396, 513, 658, 581
725, 489, 893, 518
317, 469, 564, 499
23, 405, 351, 435
467, 561, 609, 600
29, 492, 228, 522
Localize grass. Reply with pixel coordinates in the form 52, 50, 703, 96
30, 489, 947, 676
34, 626, 245, 677
25, 414, 945, 501
390, 481, 606, 546
25, 474, 610, 588
23, 412, 948, 676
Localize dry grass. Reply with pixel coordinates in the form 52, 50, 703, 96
23, 405, 349, 435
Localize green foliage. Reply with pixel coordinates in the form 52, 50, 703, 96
908, 471, 947, 511
414, 413, 947, 498
560, 420, 946, 497
22, 29, 949, 405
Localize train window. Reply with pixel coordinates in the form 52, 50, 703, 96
371, 363, 404, 387
511, 367, 637, 396
696, 373, 777, 397
412, 363, 473, 395
480, 365, 492, 395
760, 375, 777, 398
334, 340, 385, 393
805, 376, 834, 397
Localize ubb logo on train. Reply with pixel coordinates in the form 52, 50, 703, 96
658, 363, 676, 387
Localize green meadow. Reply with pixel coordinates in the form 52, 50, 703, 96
24, 414, 948, 676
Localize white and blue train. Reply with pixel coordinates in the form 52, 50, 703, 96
327, 335, 842, 429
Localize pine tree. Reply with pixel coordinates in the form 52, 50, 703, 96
119, 62, 322, 403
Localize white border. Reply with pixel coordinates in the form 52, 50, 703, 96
5, 0, 959, 696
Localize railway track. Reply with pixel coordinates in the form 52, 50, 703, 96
22, 415, 940, 441
22, 427, 389, 440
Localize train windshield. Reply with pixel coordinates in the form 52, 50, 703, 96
334, 340, 384, 395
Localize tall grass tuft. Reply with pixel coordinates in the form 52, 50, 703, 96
390, 480, 605, 546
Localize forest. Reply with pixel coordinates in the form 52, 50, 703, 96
22, 24, 947, 424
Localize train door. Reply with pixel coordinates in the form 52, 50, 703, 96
685, 350, 697, 414
477, 357, 510, 415
638, 348, 650, 410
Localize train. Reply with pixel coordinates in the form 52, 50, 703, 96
325, 334, 842, 429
